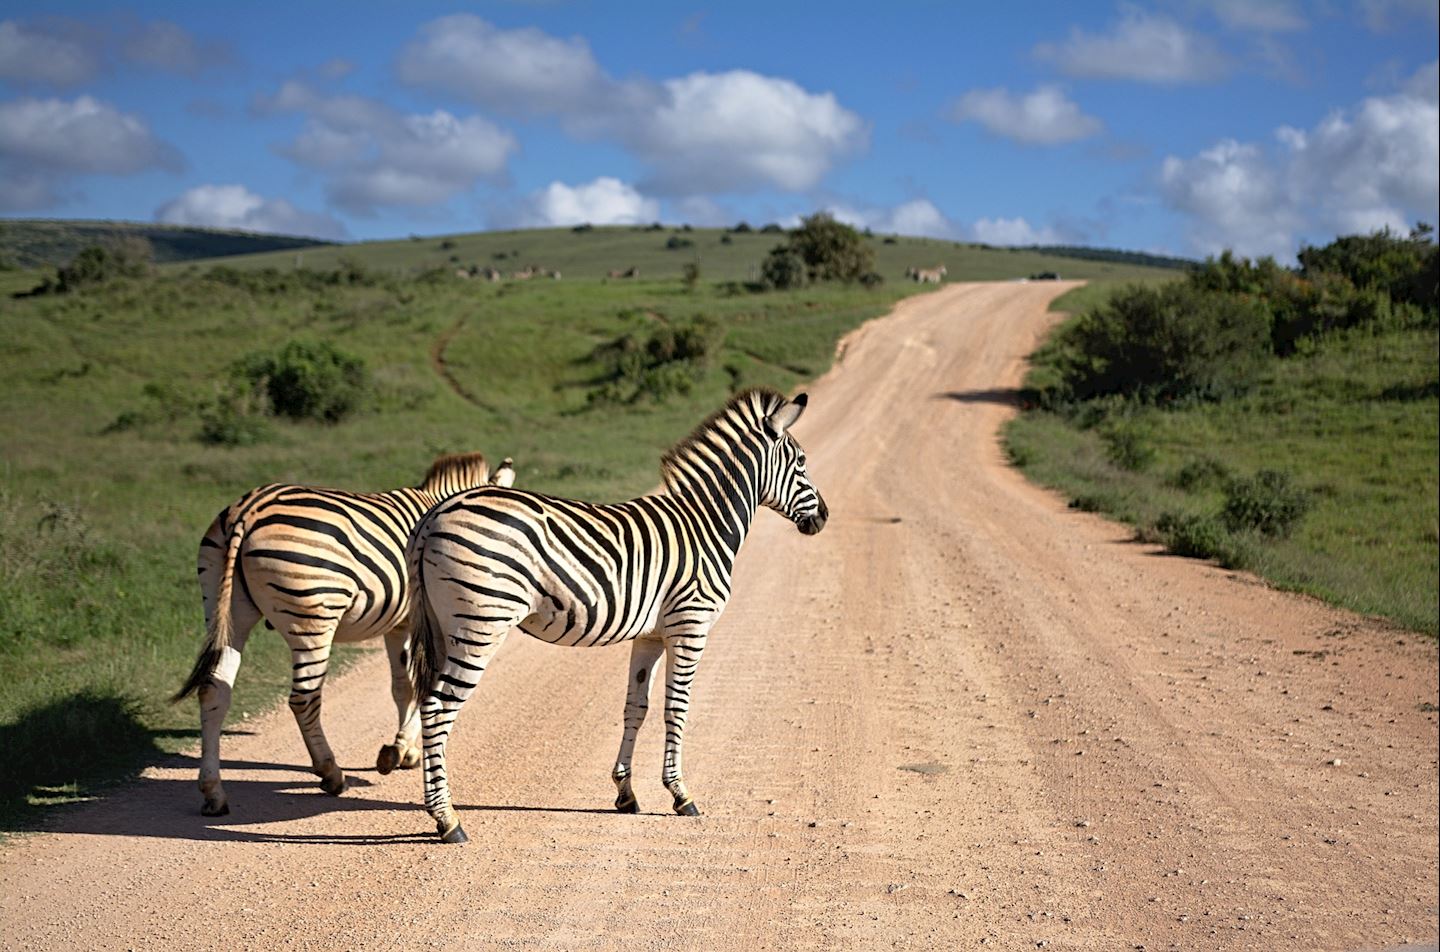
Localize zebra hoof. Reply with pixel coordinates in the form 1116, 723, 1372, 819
674, 799, 700, 817
439, 821, 469, 845
615, 794, 639, 814
399, 748, 421, 769
201, 799, 230, 817
320, 773, 347, 796
376, 744, 400, 775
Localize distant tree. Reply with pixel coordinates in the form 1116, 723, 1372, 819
784, 212, 874, 284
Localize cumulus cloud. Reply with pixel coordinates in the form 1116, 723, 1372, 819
1159, 63, 1438, 258
1036, 10, 1231, 83
155, 184, 347, 239
971, 216, 1063, 246
256, 81, 517, 215
948, 85, 1102, 145
397, 15, 611, 115
396, 16, 866, 195
831, 199, 953, 238
121, 20, 230, 76
498, 177, 659, 228
0, 18, 99, 86
0, 95, 180, 210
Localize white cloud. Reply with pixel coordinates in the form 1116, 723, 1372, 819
971, 216, 1063, 246
396, 16, 866, 195
121, 20, 228, 76
500, 177, 659, 228
257, 81, 517, 215
397, 14, 610, 115
0, 19, 99, 87
631, 71, 867, 193
948, 85, 1102, 145
0, 95, 179, 210
1036, 10, 1231, 84
155, 184, 347, 239
1204, 0, 1307, 32
1159, 63, 1438, 258
831, 199, 953, 238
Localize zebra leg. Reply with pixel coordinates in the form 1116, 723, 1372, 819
282, 630, 346, 796
376, 628, 421, 774
612, 635, 665, 813
660, 627, 710, 816
420, 627, 510, 844
196, 622, 257, 816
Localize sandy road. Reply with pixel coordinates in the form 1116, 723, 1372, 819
2, 282, 1435, 951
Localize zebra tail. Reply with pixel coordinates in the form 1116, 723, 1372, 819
405, 535, 439, 707
172, 517, 245, 703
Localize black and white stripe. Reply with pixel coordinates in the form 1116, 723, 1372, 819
406, 389, 827, 843
174, 452, 514, 817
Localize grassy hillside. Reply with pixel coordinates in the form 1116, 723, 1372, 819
0, 219, 331, 269
183, 223, 1186, 284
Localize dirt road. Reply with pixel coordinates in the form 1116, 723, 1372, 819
2, 283, 1435, 951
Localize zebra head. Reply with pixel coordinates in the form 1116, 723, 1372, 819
761, 393, 828, 536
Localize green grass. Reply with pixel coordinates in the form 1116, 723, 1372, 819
1006, 290, 1439, 635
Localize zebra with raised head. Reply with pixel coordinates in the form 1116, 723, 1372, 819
174, 452, 516, 817
406, 388, 827, 843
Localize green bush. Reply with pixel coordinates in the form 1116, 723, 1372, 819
1057, 281, 1272, 403
1157, 511, 1236, 562
198, 388, 271, 446
761, 246, 807, 290
1168, 456, 1231, 492
1222, 469, 1311, 537
1100, 422, 1156, 471
783, 212, 874, 284
230, 339, 371, 423
588, 317, 724, 406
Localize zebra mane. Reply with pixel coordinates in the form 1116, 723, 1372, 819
660, 388, 785, 488
417, 452, 491, 493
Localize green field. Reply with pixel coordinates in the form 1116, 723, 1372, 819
1006, 283, 1439, 635
0, 227, 1179, 832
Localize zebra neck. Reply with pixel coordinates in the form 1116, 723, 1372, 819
662, 452, 759, 559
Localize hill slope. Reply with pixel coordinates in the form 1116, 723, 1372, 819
0, 219, 332, 269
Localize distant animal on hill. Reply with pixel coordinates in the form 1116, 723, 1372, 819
607, 266, 639, 279
174, 453, 516, 817
911, 265, 947, 284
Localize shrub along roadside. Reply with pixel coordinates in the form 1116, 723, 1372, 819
1005, 226, 1438, 635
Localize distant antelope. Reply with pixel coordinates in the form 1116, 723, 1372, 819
511, 267, 535, 280
607, 266, 639, 279
175, 453, 516, 817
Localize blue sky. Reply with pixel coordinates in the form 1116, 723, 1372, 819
1, 2, 1436, 261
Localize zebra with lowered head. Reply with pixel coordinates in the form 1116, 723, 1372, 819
406, 388, 827, 843
174, 452, 515, 816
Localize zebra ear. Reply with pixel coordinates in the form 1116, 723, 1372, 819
764, 393, 807, 438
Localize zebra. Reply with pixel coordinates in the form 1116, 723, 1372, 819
405, 388, 828, 843
912, 264, 947, 284
173, 452, 516, 817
